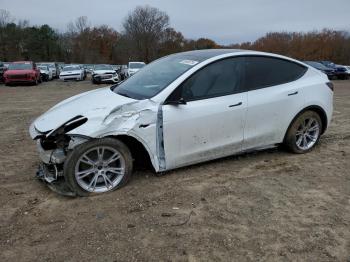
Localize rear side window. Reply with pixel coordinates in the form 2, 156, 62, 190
244, 56, 307, 90
180, 57, 245, 101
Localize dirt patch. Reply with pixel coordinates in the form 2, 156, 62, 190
0, 80, 349, 261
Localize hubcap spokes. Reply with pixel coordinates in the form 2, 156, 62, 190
295, 118, 320, 150
75, 146, 125, 193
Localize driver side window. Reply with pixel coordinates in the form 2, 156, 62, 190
180, 57, 245, 101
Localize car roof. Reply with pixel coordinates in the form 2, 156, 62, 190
176, 49, 244, 58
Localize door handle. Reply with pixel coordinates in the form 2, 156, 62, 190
288, 91, 298, 96
229, 102, 242, 108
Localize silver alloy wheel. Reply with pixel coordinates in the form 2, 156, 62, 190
74, 146, 125, 193
295, 117, 320, 150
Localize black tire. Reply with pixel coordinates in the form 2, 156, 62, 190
284, 110, 322, 154
64, 138, 133, 196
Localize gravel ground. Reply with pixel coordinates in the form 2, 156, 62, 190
0, 79, 349, 261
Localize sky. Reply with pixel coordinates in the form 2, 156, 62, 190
1, 0, 349, 45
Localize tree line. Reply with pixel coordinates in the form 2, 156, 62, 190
0, 7, 349, 65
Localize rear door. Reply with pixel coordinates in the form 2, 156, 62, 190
242, 56, 308, 150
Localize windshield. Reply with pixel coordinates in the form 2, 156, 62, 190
129, 62, 145, 69
94, 64, 113, 70
63, 66, 80, 71
114, 54, 205, 100
8, 63, 32, 70
38, 66, 48, 70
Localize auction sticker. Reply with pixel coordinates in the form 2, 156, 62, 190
179, 60, 199, 66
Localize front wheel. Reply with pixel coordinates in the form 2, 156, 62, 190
284, 111, 322, 154
64, 138, 133, 196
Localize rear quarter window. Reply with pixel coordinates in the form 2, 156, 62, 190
244, 56, 307, 91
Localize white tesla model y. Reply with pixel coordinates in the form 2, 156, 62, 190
29, 49, 333, 196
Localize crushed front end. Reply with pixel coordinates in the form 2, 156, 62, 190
29, 116, 88, 196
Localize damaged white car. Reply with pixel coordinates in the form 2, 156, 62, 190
91, 64, 119, 84
29, 49, 333, 196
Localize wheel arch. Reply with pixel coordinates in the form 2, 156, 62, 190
106, 134, 158, 172
284, 105, 328, 142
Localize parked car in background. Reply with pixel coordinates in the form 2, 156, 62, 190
29, 49, 333, 196
112, 65, 121, 73
4, 61, 41, 85
38, 62, 59, 79
119, 65, 128, 80
85, 64, 94, 74
37, 65, 53, 81
0, 61, 6, 82
59, 65, 85, 81
91, 64, 119, 84
345, 66, 350, 76
57, 62, 64, 73
75, 64, 87, 80
335, 65, 349, 80
304, 61, 336, 80
127, 62, 145, 77
319, 61, 348, 80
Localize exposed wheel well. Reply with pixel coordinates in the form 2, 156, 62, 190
108, 135, 154, 172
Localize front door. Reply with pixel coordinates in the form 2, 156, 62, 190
162, 57, 247, 170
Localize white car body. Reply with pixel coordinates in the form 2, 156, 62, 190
59, 66, 84, 81
127, 62, 145, 77
92, 70, 119, 83
29, 49, 333, 193
38, 62, 57, 78
92, 65, 119, 83
38, 66, 53, 80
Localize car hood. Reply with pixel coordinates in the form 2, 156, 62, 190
33, 87, 136, 133
93, 70, 115, 75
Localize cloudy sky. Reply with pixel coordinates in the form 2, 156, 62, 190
1, 0, 349, 44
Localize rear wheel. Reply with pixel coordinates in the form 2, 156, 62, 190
64, 138, 133, 196
284, 111, 322, 154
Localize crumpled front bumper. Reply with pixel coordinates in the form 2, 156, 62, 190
93, 74, 119, 83
30, 122, 75, 196
36, 163, 76, 197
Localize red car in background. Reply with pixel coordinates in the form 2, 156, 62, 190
4, 61, 41, 85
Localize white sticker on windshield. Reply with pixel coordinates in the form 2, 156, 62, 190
179, 60, 199, 66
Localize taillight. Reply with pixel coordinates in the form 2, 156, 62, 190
326, 82, 334, 91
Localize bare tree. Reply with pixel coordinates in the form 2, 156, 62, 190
75, 16, 90, 33
123, 5, 169, 62
0, 9, 14, 28
67, 16, 90, 34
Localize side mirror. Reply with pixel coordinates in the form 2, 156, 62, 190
164, 97, 187, 106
